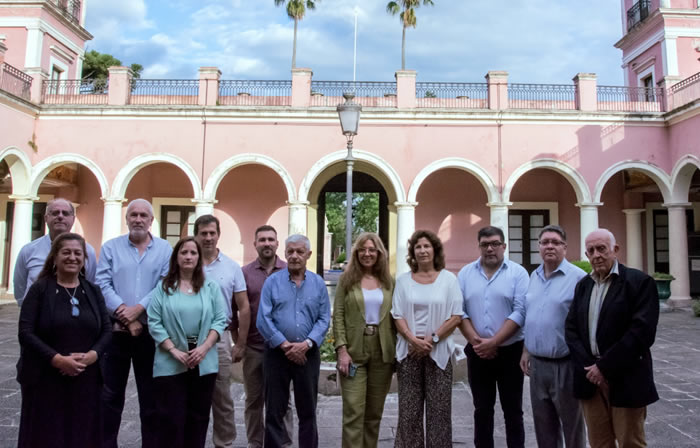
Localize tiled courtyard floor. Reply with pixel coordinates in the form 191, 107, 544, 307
0, 303, 699, 447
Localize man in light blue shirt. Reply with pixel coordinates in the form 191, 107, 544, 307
13, 198, 97, 305
257, 234, 330, 448
96, 198, 172, 448
520, 225, 587, 448
458, 226, 529, 448
194, 214, 249, 448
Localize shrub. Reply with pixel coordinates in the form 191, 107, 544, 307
692, 300, 700, 318
320, 332, 337, 362
571, 260, 592, 273
335, 252, 346, 264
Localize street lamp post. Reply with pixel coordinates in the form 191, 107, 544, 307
336, 92, 362, 260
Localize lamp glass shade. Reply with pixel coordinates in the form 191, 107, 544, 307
337, 95, 361, 136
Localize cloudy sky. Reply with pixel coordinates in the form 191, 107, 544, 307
84, 0, 626, 85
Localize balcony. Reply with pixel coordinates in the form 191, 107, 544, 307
0, 63, 32, 101
627, 0, 651, 31
50, 0, 82, 26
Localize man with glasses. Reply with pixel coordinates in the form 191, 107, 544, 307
520, 225, 586, 448
13, 198, 97, 306
565, 229, 659, 447
458, 226, 529, 448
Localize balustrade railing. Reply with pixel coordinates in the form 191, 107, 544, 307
627, 0, 651, 31
668, 72, 700, 110
49, 0, 82, 25
597, 85, 663, 112
310, 81, 397, 107
129, 79, 199, 105
0, 63, 32, 101
415, 82, 488, 108
218, 80, 291, 106
41, 78, 108, 104
508, 83, 577, 110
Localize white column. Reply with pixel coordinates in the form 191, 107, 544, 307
578, 202, 601, 260
287, 201, 309, 236
101, 198, 125, 244
24, 26, 43, 68
666, 203, 692, 308
395, 202, 417, 276
193, 200, 216, 218
622, 209, 645, 270
8, 197, 35, 292
488, 202, 511, 256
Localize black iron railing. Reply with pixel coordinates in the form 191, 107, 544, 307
627, 0, 651, 31
41, 78, 108, 104
50, 0, 82, 25
597, 85, 663, 112
0, 63, 32, 101
129, 79, 199, 105
415, 82, 488, 108
309, 81, 397, 107
218, 80, 292, 106
508, 83, 577, 110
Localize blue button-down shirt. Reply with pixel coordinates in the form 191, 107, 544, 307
203, 251, 247, 323
256, 268, 331, 349
524, 259, 587, 358
96, 234, 172, 315
458, 258, 529, 346
13, 234, 98, 306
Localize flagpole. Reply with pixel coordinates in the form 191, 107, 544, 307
353, 6, 358, 85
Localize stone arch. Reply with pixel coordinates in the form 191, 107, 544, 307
203, 154, 296, 202
594, 161, 672, 203
111, 153, 202, 199
503, 159, 591, 204
298, 150, 405, 204
0, 146, 32, 196
408, 158, 499, 204
30, 153, 109, 197
670, 155, 700, 203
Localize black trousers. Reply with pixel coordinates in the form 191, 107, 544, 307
263, 345, 320, 448
153, 367, 217, 448
101, 329, 157, 448
466, 340, 525, 448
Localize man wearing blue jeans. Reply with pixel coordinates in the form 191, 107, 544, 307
96, 199, 171, 448
256, 234, 330, 448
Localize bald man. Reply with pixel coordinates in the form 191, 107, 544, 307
565, 229, 659, 447
13, 198, 97, 306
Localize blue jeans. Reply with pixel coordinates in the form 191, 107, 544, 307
101, 329, 157, 448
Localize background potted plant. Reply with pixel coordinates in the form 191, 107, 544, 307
652, 272, 675, 301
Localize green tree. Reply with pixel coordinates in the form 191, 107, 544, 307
81, 50, 143, 80
386, 0, 434, 70
325, 192, 379, 258
274, 0, 319, 69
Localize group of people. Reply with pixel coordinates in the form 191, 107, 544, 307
13, 197, 661, 448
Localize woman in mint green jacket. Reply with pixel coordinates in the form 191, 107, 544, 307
147, 236, 227, 448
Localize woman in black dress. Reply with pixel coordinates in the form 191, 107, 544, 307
17, 232, 111, 448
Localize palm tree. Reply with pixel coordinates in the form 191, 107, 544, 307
274, 0, 319, 69
386, 0, 434, 70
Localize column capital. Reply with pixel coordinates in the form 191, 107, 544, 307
662, 202, 691, 209
192, 198, 218, 206
487, 201, 513, 208
622, 208, 646, 215
102, 196, 126, 204
287, 200, 310, 207
9, 194, 38, 202
394, 201, 418, 209
576, 202, 603, 208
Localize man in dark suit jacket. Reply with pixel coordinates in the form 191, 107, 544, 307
565, 228, 659, 447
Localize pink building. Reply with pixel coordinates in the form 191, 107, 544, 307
0, 0, 699, 307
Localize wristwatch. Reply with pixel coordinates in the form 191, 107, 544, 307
432, 333, 439, 344
305, 338, 313, 348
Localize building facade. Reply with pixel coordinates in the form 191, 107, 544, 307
1, 0, 699, 306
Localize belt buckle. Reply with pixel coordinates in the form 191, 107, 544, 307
364, 325, 377, 336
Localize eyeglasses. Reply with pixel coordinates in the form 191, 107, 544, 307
539, 239, 566, 247
70, 297, 80, 318
479, 241, 503, 250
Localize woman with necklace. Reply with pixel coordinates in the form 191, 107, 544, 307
391, 230, 463, 447
333, 232, 396, 448
147, 236, 227, 448
17, 233, 111, 448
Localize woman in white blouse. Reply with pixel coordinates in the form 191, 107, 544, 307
391, 230, 463, 447
334, 232, 396, 448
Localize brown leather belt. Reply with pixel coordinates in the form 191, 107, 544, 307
364, 325, 378, 336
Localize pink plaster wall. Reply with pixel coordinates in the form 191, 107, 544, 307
42, 34, 78, 78
668, 113, 700, 167
75, 166, 104, 255
598, 173, 629, 264
415, 168, 490, 272
509, 169, 582, 260
0, 103, 36, 157
669, 0, 698, 8
213, 164, 289, 265
0, 28, 28, 69
625, 42, 664, 87
677, 37, 700, 79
